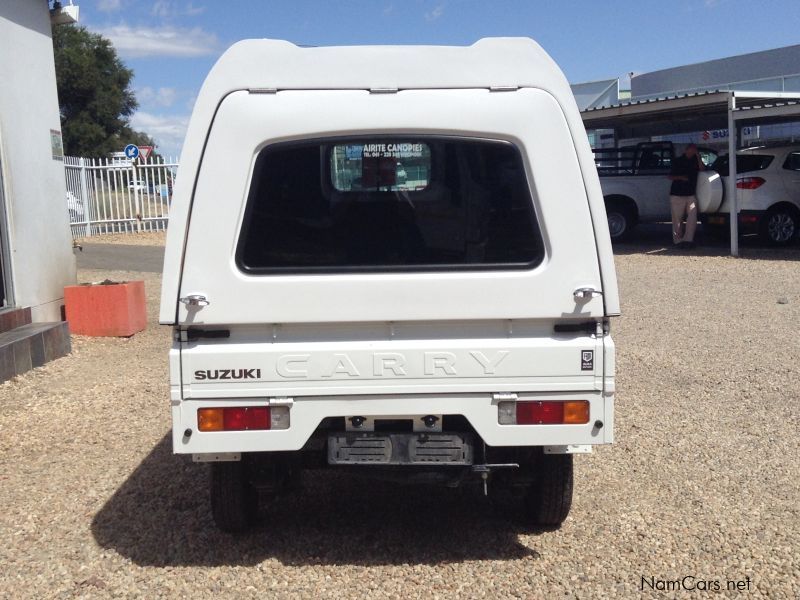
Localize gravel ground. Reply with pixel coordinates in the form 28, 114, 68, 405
0, 244, 798, 599
76, 231, 167, 247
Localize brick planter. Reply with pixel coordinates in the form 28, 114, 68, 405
64, 280, 146, 337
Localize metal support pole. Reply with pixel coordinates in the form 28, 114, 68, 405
78, 157, 92, 237
132, 159, 142, 233
727, 93, 739, 257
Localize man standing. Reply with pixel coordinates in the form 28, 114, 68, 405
668, 144, 705, 248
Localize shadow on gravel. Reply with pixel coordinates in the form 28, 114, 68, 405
612, 223, 800, 260
92, 434, 543, 567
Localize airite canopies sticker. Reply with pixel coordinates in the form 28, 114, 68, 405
358, 143, 426, 158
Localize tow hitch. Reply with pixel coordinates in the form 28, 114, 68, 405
471, 463, 519, 495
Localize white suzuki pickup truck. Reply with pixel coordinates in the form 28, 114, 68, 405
160, 38, 620, 532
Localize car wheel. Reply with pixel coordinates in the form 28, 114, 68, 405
605, 201, 635, 241
759, 207, 799, 246
210, 461, 259, 533
524, 453, 573, 527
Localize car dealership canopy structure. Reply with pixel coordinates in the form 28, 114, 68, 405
573, 44, 800, 257
581, 90, 800, 256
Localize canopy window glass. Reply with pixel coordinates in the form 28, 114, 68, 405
237, 137, 544, 273
331, 143, 432, 192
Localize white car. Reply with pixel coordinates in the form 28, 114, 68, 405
704, 146, 800, 245
160, 38, 619, 533
127, 180, 152, 194
65, 190, 85, 222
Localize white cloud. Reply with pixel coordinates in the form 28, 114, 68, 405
185, 93, 198, 111
138, 86, 154, 103
425, 3, 445, 21
151, 0, 172, 18
184, 2, 205, 16
138, 86, 178, 108
98, 24, 219, 58
151, 1, 206, 18
97, 0, 122, 12
130, 111, 189, 158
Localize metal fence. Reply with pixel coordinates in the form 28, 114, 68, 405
64, 155, 178, 238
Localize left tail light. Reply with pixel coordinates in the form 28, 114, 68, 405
197, 406, 290, 431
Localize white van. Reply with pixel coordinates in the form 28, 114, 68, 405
160, 38, 620, 532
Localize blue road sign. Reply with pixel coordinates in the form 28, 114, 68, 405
124, 144, 140, 159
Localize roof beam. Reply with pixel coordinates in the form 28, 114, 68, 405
581, 92, 730, 125
729, 91, 800, 100
733, 103, 800, 121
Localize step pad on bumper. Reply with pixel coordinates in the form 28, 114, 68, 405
328, 432, 474, 465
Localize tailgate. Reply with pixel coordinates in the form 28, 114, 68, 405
180, 321, 604, 399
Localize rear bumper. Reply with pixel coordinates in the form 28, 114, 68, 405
702, 210, 763, 234
172, 391, 614, 454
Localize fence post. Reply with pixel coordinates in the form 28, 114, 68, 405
78, 157, 92, 237
132, 159, 142, 233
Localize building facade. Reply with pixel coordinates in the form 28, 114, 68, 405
631, 45, 800, 99
0, 0, 77, 379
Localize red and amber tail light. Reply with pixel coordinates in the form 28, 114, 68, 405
498, 400, 590, 425
197, 406, 289, 431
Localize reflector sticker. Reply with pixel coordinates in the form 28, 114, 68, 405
581, 350, 594, 371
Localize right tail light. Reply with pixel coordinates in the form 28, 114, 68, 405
498, 400, 590, 425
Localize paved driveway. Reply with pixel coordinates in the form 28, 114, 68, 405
76, 243, 165, 273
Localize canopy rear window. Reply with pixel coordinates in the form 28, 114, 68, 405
237, 137, 544, 273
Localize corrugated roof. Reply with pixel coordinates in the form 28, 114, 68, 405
580, 90, 800, 126
581, 90, 728, 114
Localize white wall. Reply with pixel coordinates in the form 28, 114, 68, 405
0, 0, 77, 321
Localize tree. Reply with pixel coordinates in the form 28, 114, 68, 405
52, 25, 152, 157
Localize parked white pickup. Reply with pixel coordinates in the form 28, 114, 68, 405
595, 142, 722, 239
160, 37, 620, 533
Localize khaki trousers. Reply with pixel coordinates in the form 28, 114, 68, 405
670, 195, 697, 244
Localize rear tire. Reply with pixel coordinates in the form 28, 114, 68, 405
605, 199, 636, 241
524, 453, 573, 527
210, 461, 259, 533
759, 206, 799, 246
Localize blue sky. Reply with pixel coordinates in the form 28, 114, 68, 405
84, 0, 800, 157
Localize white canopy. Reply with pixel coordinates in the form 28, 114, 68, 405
198, 38, 570, 93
